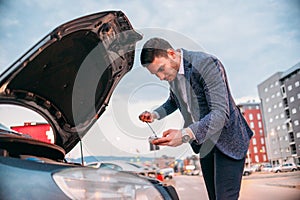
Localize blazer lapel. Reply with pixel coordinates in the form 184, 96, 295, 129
183, 53, 194, 118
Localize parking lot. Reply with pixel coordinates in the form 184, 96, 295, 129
164, 171, 300, 200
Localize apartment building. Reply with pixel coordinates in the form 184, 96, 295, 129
238, 102, 268, 165
258, 62, 300, 165
280, 63, 300, 162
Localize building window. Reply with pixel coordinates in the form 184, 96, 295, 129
271, 94, 275, 99
268, 107, 272, 112
280, 113, 285, 118
297, 93, 300, 99
275, 81, 279, 86
273, 104, 277, 109
249, 114, 253, 120
279, 136, 283, 141
282, 124, 286, 130
261, 138, 265, 144
250, 122, 254, 128
263, 155, 267, 161
276, 125, 281, 131
257, 113, 261, 120
276, 91, 281, 97
297, 132, 300, 138
294, 120, 299, 126
259, 129, 263, 135
280, 148, 284, 153
275, 115, 279, 119
279, 102, 282, 107
258, 121, 262, 128
262, 146, 266, 152
269, 118, 273, 123
295, 81, 299, 87
292, 108, 297, 114
253, 138, 257, 145
285, 136, 288, 141
288, 85, 292, 91
266, 98, 269, 103
254, 147, 258, 153
264, 87, 268, 92
255, 155, 259, 163
290, 96, 295, 103
281, 85, 286, 96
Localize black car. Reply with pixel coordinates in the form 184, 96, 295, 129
0, 10, 179, 200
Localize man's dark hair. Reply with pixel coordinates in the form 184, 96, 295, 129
140, 37, 173, 67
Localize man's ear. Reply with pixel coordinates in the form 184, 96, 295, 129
167, 49, 176, 59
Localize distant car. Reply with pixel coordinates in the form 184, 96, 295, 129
271, 163, 298, 173
260, 163, 273, 173
184, 164, 196, 175
243, 167, 253, 176
0, 10, 179, 200
190, 169, 201, 176
87, 160, 157, 178
158, 168, 175, 179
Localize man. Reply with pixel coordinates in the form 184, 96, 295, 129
139, 37, 253, 200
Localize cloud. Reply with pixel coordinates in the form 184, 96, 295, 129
1, 0, 299, 159
1, 0, 299, 97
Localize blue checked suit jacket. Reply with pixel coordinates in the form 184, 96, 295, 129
154, 49, 253, 160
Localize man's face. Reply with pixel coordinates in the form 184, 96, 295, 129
146, 50, 179, 82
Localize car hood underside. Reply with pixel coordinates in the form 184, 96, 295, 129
0, 11, 142, 154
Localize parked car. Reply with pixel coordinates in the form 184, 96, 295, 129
243, 167, 253, 176
250, 164, 261, 172
191, 169, 201, 176
158, 168, 175, 179
0, 10, 179, 200
87, 160, 157, 179
260, 163, 273, 173
271, 163, 298, 173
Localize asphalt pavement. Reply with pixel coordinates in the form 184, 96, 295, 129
242, 171, 300, 189
163, 171, 300, 200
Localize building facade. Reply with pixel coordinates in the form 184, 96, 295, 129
238, 103, 268, 166
279, 63, 300, 163
258, 62, 300, 166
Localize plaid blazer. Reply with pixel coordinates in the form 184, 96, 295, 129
154, 49, 253, 159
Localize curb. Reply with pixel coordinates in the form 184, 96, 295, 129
266, 183, 300, 189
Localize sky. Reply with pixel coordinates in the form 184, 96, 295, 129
0, 0, 300, 159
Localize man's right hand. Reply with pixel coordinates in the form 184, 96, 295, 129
139, 111, 155, 123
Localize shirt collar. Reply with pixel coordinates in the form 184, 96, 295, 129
178, 49, 184, 75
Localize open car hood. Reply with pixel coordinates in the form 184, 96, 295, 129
0, 11, 142, 153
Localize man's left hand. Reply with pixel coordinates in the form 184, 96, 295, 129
152, 129, 183, 147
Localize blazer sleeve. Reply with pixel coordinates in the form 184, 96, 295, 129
154, 90, 179, 119
188, 56, 230, 145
